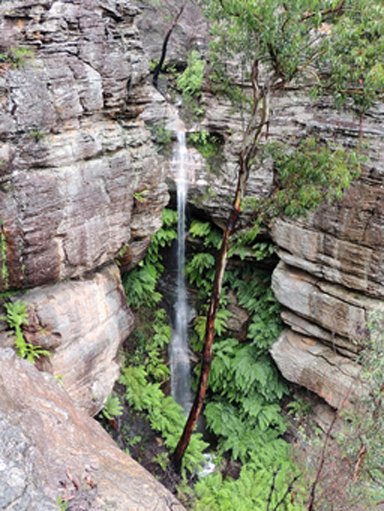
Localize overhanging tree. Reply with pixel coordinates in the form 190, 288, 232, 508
173, 0, 384, 472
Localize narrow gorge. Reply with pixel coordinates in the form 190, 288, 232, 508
0, 1, 383, 510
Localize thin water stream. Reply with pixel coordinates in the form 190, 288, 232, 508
170, 128, 192, 414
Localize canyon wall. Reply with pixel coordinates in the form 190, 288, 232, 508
0, 1, 183, 509
0, 0, 170, 411
0, 0, 383, 506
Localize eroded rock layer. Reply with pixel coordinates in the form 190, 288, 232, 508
19, 262, 134, 415
269, 103, 384, 407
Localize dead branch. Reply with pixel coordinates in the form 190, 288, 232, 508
153, 5, 186, 91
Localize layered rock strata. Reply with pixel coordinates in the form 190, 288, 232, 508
270, 103, 384, 408
0, 0, 170, 410
18, 263, 134, 415
0, 0, 168, 292
0, 0, 184, 507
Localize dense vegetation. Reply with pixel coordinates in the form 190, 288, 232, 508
112, 0, 384, 508
114, 209, 304, 509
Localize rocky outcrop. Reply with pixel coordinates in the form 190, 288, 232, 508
0, 0, 182, 506
17, 262, 134, 415
0, 0, 170, 404
270, 329, 365, 410
0, 348, 184, 510
269, 102, 384, 408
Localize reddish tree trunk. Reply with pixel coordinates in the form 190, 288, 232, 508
172, 74, 270, 472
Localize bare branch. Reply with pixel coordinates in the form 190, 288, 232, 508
153, 5, 186, 91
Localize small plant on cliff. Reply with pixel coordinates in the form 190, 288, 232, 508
1, 300, 50, 363
56, 496, 69, 511
177, 50, 206, 119
177, 50, 205, 102
101, 393, 124, 421
187, 131, 225, 174
0, 46, 34, 68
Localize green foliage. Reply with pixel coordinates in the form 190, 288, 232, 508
193, 442, 304, 511
187, 132, 224, 174
133, 189, 149, 204
117, 243, 129, 258
151, 452, 169, 471
120, 364, 208, 476
122, 208, 177, 309
183, 216, 300, 511
177, 50, 206, 120
204, 0, 383, 112
101, 394, 123, 421
185, 218, 289, 469
186, 252, 216, 288
177, 50, 205, 102
119, 212, 210, 475
0, 46, 34, 68
319, 0, 384, 111
56, 496, 69, 511
1, 300, 50, 363
125, 308, 171, 383
1, 228, 9, 289
236, 137, 363, 237
189, 219, 222, 250
28, 127, 46, 142
123, 262, 161, 309
268, 139, 362, 218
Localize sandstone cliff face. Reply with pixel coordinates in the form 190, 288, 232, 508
0, 0, 168, 292
20, 263, 134, 416
269, 103, 384, 409
0, 0, 170, 411
0, 1, 183, 507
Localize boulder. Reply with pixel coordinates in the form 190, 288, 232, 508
11, 263, 134, 416
0, 348, 184, 510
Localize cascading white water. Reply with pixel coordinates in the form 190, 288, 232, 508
170, 129, 192, 414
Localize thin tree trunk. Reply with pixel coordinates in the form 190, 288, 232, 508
172, 63, 270, 472
153, 5, 185, 91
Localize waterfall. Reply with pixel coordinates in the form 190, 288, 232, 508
170, 128, 192, 414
